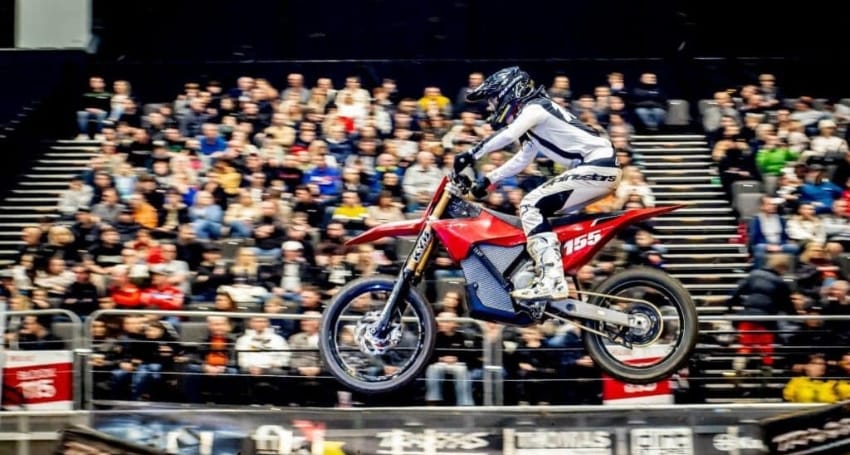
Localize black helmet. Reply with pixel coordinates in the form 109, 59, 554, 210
466, 66, 541, 128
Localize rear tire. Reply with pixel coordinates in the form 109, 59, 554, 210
319, 276, 436, 394
583, 266, 698, 384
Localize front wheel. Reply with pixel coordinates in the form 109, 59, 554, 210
583, 266, 698, 384
319, 276, 436, 394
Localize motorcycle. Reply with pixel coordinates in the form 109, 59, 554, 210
318, 171, 698, 394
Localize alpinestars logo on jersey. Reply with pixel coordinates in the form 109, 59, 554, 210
563, 173, 618, 182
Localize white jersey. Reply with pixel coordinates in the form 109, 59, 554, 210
472, 98, 614, 184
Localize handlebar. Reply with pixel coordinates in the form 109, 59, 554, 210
449, 167, 475, 195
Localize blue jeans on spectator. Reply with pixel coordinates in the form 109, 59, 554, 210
425, 361, 474, 406
434, 269, 464, 281
253, 247, 281, 261
752, 243, 799, 269
76, 110, 107, 136
192, 220, 222, 240
111, 363, 162, 400
635, 107, 666, 130
228, 221, 253, 239
132, 363, 163, 399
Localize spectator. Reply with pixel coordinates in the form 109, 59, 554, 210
109, 266, 142, 308
718, 145, 761, 204
727, 254, 793, 372
92, 188, 126, 226
798, 164, 842, 215
548, 74, 573, 102
236, 316, 291, 402
288, 311, 330, 406
139, 265, 184, 311
703, 91, 741, 133
17, 315, 64, 350
807, 119, 849, 165
513, 326, 558, 405
57, 177, 94, 219
425, 311, 474, 406
790, 97, 827, 136
756, 73, 782, 109
756, 134, 798, 177
403, 151, 443, 211
418, 86, 452, 118
183, 315, 239, 403
784, 353, 838, 403
631, 72, 667, 131
76, 76, 111, 140
252, 201, 287, 259
189, 191, 223, 240
615, 166, 655, 208
622, 229, 665, 269
787, 203, 827, 246
331, 191, 369, 234
34, 257, 75, 300
748, 195, 799, 269
62, 265, 100, 318
455, 72, 487, 117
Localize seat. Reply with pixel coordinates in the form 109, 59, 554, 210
665, 99, 691, 126
762, 175, 779, 195
737, 192, 765, 223
731, 180, 763, 211
698, 99, 714, 118
51, 322, 76, 349
179, 321, 209, 345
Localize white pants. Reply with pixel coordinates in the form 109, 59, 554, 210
519, 159, 622, 236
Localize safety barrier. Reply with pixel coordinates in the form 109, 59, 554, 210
4, 309, 850, 411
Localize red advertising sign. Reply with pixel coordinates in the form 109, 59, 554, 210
2, 350, 73, 410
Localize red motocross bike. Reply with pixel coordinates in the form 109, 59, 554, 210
319, 172, 698, 394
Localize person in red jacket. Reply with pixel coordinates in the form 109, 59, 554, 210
139, 265, 184, 310
109, 266, 143, 308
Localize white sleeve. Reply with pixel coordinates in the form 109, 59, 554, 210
486, 140, 537, 184
472, 104, 547, 159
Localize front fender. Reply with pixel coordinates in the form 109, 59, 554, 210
345, 218, 426, 246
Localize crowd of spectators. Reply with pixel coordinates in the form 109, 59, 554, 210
1, 69, 678, 406
700, 74, 850, 402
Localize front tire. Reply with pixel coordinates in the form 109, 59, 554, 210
319, 276, 436, 394
583, 266, 698, 384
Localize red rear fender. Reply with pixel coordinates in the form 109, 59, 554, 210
345, 218, 426, 246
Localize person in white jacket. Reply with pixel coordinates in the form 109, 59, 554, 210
236, 317, 291, 375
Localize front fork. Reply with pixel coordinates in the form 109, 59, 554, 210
372, 192, 451, 338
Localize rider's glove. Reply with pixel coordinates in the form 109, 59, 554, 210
453, 150, 476, 175
471, 177, 491, 200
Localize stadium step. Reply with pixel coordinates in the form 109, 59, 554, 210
5, 197, 60, 203
664, 262, 751, 271
24, 173, 80, 180
653, 216, 737, 225
11, 189, 61, 196
44, 152, 97, 158
631, 134, 707, 142
638, 154, 713, 162
651, 184, 720, 191
654, 191, 726, 199
663, 253, 750, 264
647, 176, 716, 184
634, 147, 711, 154
642, 161, 713, 168
35, 158, 91, 165
655, 234, 738, 244
643, 169, 714, 177
663, 243, 745, 252
654, 225, 737, 233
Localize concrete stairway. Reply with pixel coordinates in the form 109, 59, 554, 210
0, 140, 98, 266
631, 134, 750, 313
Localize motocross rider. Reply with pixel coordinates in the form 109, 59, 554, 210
454, 66, 622, 301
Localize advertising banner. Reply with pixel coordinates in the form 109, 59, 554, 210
601, 345, 674, 405
761, 400, 850, 454
2, 349, 73, 410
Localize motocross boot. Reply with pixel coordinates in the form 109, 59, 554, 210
512, 232, 569, 300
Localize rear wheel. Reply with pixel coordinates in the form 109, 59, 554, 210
582, 266, 698, 384
319, 276, 436, 394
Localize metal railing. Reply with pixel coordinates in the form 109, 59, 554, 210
5, 309, 850, 410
